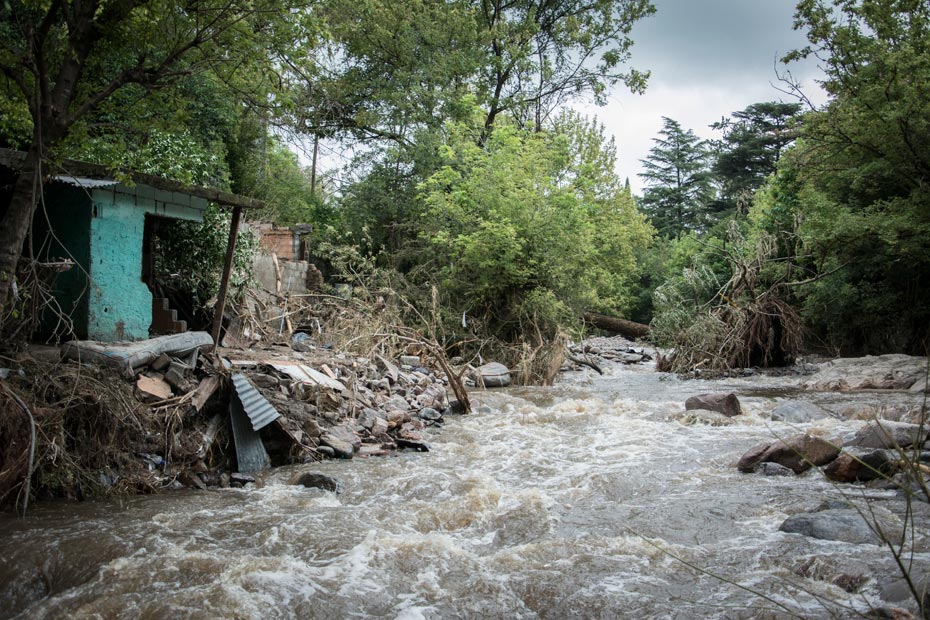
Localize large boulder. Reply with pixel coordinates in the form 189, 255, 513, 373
803, 354, 928, 391
845, 420, 929, 450
824, 449, 898, 483
737, 433, 840, 474
780, 507, 902, 546
770, 401, 831, 424
685, 393, 742, 418
474, 362, 512, 388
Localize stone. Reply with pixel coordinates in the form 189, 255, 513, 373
737, 433, 840, 474
320, 433, 355, 459
396, 438, 430, 452
230, 472, 255, 485
370, 417, 389, 437
846, 420, 929, 450
357, 408, 381, 430
289, 472, 344, 493
780, 508, 902, 545
418, 407, 443, 422
802, 354, 928, 391
770, 401, 831, 424
385, 395, 411, 411
474, 362, 511, 388
759, 462, 795, 476
316, 446, 335, 458
762, 433, 841, 474
684, 393, 742, 417
400, 355, 421, 367
619, 353, 644, 364
386, 410, 408, 427
824, 449, 898, 483
737, 442, 772, 472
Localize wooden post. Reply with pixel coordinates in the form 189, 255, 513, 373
211, 205, 243, 349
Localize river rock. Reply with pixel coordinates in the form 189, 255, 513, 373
474, 362, 511, 388
418, 407, 443, 422
737, 433, 840, 474
780, 507, 902, 545
803, 354, 928, 391
846, 420, 929, 450
357, 408, 381, 430
685, 393, 742, 417
289, 472, 344, 493
770, 401, 831, 424
370, 416, 389, 437
759, 462, 795, 476
320, 426, 359, 459
399, 355, 421, 367
824, 449, 898, 483
396, 438, 430, 452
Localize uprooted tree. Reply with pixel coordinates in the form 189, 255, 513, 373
0, 0, 316, 323
651, 223, 803, 374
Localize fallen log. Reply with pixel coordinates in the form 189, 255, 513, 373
582, 312, 650, 340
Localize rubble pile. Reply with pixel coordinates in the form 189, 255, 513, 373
0, 330, 462, 507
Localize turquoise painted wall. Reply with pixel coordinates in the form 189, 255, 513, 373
86, 184, 207, 341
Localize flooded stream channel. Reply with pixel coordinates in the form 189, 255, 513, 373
2, 362, 928, 619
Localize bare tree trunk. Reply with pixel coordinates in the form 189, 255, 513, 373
582, 312, 651, 340
0, 144, 42, 317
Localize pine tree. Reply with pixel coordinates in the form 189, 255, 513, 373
638, 117, 715, 238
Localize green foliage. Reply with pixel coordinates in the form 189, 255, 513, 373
154, 205, 258, 305
417, 111, 653, 338
711, 102, 803, 216
772, 0, 930, 354
639, 117, 716, 239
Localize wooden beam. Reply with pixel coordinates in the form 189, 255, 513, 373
212, 205, 243, 348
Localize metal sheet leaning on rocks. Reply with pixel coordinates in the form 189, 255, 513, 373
229, 373, 278, 472
263, 360, 346, 392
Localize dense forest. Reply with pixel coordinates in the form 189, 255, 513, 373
0, 0, 927, 373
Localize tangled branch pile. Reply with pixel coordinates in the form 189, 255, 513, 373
653, 228, 802, 375
0, 360, 229, 510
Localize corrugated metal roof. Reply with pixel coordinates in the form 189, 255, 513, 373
52, 175, 119, 189
231, 373, 280, 431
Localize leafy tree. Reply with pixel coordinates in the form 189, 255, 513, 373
760, 0, 930, 354
476, 0, 655, 131
711, 101, 803, 215
0, 0, 320, 316
300, 0, 655, 142
417, 111, 653, 338
639, 117, 715, 238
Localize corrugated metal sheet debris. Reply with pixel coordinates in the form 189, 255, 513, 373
231, 373, 281, 431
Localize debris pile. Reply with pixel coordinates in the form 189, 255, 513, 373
561, 335, 655, 373
0, 330, 463, 509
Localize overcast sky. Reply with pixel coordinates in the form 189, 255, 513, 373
579, 0, 829, 193
307, 1, 830, 196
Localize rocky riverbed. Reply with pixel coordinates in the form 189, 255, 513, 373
1, 336, 929, 618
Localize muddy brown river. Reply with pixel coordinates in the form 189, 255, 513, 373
2, 362, 927, 619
